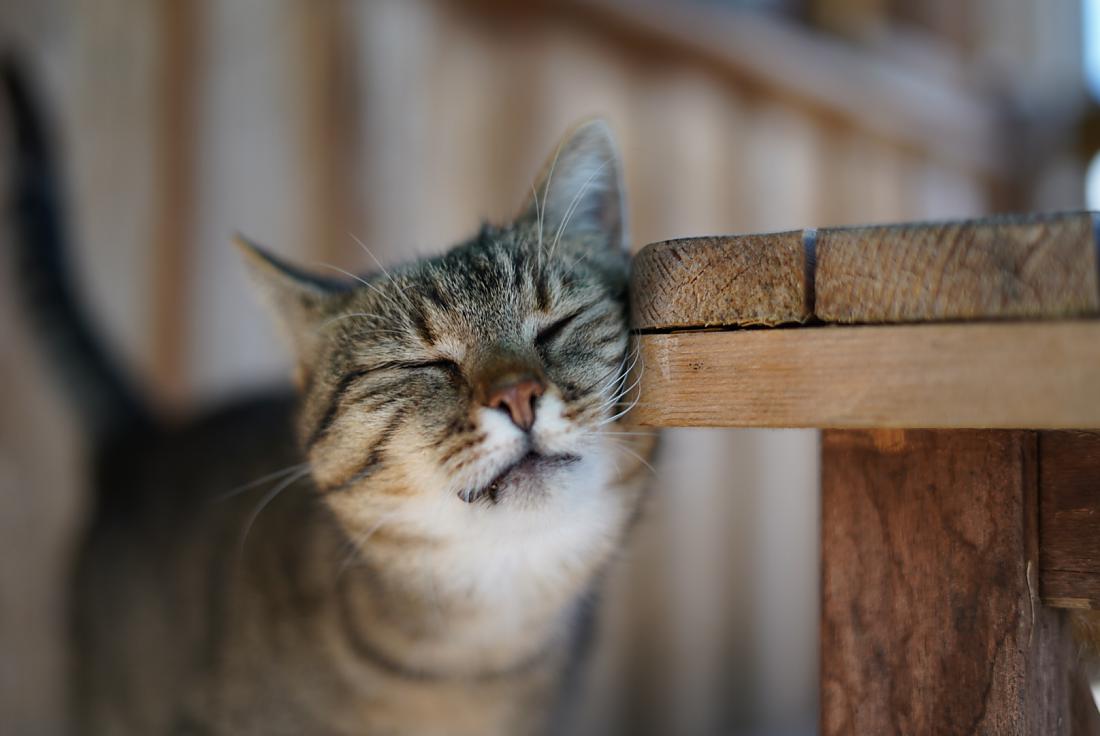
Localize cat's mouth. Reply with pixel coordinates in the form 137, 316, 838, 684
461, 451, 580, 504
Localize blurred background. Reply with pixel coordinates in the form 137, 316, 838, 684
0, 0, 1094, 734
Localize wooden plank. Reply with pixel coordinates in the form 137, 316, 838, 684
816, 212, 1100, 323
1040, 431, 1100, 610
631, 231, 811, 330
821, 429, 1097, 735
150, 0, 199, 406
1043, 571, 1100, 610
633, 321, 1100, 429
630, 212, 1100, 330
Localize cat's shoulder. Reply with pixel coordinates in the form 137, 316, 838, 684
93, 389, 304, 517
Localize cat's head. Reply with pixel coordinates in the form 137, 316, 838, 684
240, 121, 646, 554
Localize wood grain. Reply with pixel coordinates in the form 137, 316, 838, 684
816, 212, 1100, 323
1042, 571, 1100, 610
821, 430, 1097, 735
630, 212, 1100, 329
631, 231, 811, 330
633, 321, 1100, 428
1040, 431, 1100, 609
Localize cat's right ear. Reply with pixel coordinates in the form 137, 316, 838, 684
235, 235, 340, 379
516, 119, 627, 257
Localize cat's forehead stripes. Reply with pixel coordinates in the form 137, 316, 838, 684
351, 239, 585, 345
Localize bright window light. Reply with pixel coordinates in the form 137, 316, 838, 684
1087, 0, 1100, 99
1086, 150, 1100, 209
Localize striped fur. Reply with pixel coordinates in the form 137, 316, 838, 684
65, 120, 657, 734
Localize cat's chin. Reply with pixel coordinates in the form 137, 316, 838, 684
460, 451, 581, 505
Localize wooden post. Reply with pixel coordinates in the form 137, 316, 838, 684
1039, 431, 1100, 609
629, 214, 1100, 731
820, 430, 1097, 735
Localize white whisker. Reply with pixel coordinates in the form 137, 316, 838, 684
537, 138, 566, 277
349, 232, 401, 293
317, 313, 387, 331
587, 339, 638, 401
601, 366, 643, 413
599, 359, 645, 426
531, 182, 544, 262
214, 462, 311, 503
603, 439, 657, 476
595, 342, 642, 412
338, 509, 401, 578
317, 262, 371, 288
563, 238, 624, 275
548, 158, 611, 263
237, 467, 312, 556
316, 262, 407, 314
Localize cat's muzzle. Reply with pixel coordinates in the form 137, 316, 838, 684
460, 451, 580, 505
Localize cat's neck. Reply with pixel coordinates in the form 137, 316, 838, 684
333, 532, 587, 679
309, 462, 638, 679
245, 489, 583, 680
334, 563, 580, 677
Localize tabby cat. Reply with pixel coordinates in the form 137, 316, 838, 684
4, 63, 654, 735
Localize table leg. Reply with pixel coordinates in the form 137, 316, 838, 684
820, 429, 1098, 735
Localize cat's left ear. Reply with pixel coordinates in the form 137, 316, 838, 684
517, 119, 628, 256
235, 235, 343, 374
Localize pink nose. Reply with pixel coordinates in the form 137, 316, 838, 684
485, 378, 545, 431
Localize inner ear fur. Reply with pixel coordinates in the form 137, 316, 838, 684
518, 119, 628, 256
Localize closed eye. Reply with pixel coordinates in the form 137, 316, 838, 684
309, 358, 461, 448
536, 308, 586, 347
339, 358, 461, 386
402, 358, 462, 377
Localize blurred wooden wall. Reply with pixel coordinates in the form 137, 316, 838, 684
2, 0, 1059, 734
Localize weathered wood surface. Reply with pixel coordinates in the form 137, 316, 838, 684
630, 231, 812, 329
1044, 571, 1100, 611
821, 430, 1099, 736
817, 212, 1100, 323
1040, 431, 1100, 610
633, 321, 1100, 429
631, 211, 1100, 329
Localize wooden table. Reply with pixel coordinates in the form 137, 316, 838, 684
629, 211, 1100, 734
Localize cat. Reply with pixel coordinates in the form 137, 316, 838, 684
3, 61, 655, 735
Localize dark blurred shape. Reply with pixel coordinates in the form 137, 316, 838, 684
2, 56, 151, 445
